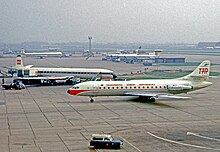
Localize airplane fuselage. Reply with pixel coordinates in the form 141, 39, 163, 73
19, 67, 115, 79
68, 79, 212, 97
67, 60, 212, 102
21, 48, 63, 58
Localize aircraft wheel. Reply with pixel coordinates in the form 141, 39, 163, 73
149, 97, 155, 103
90, 98, 94, 103
138, 96, 144, 101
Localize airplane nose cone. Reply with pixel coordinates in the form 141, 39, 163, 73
67, 89, 81, 95
67, 89, 70, 94
67, 89, 86, 96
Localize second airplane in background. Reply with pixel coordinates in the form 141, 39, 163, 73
11, 55, 116, 85
21, 48, 63, 58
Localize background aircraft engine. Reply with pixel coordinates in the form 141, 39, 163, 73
167, 84, 192, 91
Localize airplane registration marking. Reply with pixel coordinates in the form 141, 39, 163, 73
147, 131, 220, 151
104, 84, 156, 86
106, 84, 122, 86
139, 84, 155, 86
127, 84, 136, 86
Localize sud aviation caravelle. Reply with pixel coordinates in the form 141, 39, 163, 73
67, 60, 212, 102
12, 55, 116, 85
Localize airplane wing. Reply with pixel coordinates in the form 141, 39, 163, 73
157, 94, 191, 99
2, 66, 16, 70
124, 92, 191, 99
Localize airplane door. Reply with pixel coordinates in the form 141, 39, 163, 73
92, 83, 99, 96
17, 70, 23, 77
93, 84, 99, 90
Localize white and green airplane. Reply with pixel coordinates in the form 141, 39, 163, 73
10, 55, 116, 85
67, 60, 212, 103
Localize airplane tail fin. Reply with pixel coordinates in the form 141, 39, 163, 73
15, 55, 24, 69
21, 48, 25, 54
179, 60, 211, 81
153, 51, 161, 56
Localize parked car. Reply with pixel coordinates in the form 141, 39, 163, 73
90, 134, 123, 149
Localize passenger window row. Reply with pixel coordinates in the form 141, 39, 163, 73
99, 86, 167, 89
72, 86, 80, 89
39, 71, 101, 75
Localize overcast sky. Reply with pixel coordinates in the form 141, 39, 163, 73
1, 0, 219, 43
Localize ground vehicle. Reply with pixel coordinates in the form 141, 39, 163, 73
90, 134, 123, 149
2, 80, 25, 90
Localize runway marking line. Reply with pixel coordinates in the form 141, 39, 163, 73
187, 132, 220, 142
147, 131, 220, 151
89, 149, 98, 152
119, 136, 142, 152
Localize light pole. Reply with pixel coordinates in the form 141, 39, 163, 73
88, 36, 92, 51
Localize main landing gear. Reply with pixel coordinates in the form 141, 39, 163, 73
138, 96, 156, 103
90, 98, 94, 103
149, 97, 155, 103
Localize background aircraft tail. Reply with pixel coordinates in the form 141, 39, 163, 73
21, 48, 25, 54
153, 51, 161, 56
15, 55, 24, 69
179, 60, 211, 81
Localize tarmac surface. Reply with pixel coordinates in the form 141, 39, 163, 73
0, 54, 220, 152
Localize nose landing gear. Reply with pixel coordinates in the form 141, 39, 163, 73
90, 98, 94, 103
138, 96, 156, 103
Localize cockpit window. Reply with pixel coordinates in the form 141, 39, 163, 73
72, 86, 79, 89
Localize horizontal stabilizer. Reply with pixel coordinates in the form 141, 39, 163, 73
25, 65, 33, 68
